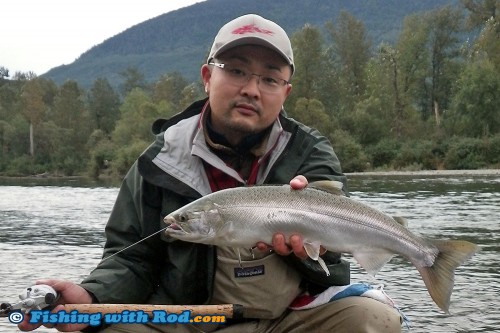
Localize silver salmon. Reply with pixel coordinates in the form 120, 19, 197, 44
163, 180, 478, 313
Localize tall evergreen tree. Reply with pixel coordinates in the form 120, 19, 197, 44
88, 77, 121, 134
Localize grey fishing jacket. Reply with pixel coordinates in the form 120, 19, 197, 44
80, 98, 350, 307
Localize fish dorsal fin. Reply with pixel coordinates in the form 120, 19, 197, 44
392, 216, 408, 227
308, 180, 344, 195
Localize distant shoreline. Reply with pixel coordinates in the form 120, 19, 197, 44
1, 169, 499, 181
347, 169, 500, 177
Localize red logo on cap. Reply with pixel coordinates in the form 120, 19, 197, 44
232, 24, 274, 36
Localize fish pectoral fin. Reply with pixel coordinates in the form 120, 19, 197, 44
303, 241, 330, 276
353, 249, 394, 276
303, 241, 322, 260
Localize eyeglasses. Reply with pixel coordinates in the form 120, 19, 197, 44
208, 62, 290, 93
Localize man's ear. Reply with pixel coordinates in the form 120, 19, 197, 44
285, 83, 292, 98
201, 64, 212, 93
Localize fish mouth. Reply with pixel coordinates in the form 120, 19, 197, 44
164, 216, 188, 234
168, 223, 182, 231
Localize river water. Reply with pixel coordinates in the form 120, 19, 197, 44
0, 173, 499, 333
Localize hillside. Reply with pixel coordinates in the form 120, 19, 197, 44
43, 0, 457, 88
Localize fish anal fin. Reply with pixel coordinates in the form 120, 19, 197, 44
416, 239, 479, 313
353, 249, 394, 276
308, 181, 344, 195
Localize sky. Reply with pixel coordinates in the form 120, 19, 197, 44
1, 0, 206, 76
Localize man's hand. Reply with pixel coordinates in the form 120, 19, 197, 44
18, 279, 93, 332
255, 175, 326, 259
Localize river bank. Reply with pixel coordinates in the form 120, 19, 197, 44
347, 168, 500, 177
1, 169, 499, 188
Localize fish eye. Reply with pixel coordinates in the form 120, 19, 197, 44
179, 213, 188, 222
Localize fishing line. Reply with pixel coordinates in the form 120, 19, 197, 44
101, 225, 171, 263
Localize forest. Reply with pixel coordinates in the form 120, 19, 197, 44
0, 1, 498, 178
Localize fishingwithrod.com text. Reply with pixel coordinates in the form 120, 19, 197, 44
9, 309, 226, 326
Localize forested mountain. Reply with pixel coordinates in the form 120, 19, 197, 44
43, 0, 457, 88
2, 0, 497, 178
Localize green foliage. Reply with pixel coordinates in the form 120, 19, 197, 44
393, 140, 439, 170
289, 24, 327, 106
1, 2, 499, 178
43, 0, 456, 88
484, 134, 500, 165
443, 137, 489, 169
326, 11, 372, 111
448, 59, 500, 137
119, 67, 148, 97
112, 88, 159, 146
341, 96, 388, 146
87, 77, 121, 134
111, 140, 149, 177
87, 130, 116, 179
329, 129, 370, 173
367, 139, 402, 169
4, 155, 37, 176
288, 98, 338, 137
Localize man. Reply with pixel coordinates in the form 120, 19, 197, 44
19, 14, 401, 332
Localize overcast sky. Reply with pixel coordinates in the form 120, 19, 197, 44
1, 0, 205, 76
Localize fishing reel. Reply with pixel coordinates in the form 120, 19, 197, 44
0, 285, 58, 317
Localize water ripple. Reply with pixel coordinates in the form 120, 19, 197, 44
1, 175, 499, 332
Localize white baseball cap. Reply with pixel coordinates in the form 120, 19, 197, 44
207, 14, 294, 73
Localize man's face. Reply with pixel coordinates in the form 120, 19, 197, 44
201, 45, 292, 146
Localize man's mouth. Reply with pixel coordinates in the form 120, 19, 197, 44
234, 102, 258, 115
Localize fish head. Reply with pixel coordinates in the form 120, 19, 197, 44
163, 203, 223, 244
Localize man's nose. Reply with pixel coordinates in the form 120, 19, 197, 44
240, 74, 261, 96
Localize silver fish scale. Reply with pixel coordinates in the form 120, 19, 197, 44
205, 185, 437, 266
166, 184, 477, 313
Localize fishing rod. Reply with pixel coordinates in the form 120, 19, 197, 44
1, 223, 245, 324
1, 285, 242, 320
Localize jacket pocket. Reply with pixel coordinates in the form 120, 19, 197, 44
211, 252, 302, 319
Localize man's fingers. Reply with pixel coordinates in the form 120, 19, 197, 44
272, 234, 292, 255
290, 175, 308, 190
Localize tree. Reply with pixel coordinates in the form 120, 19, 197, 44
119, 67, 147, 97
396, 13, 430, 114
0, 66, 9, 80
112, 88, 158, 146
0, 120, 14, 157
462, 0, 499, 30
87, 77, 121, 134
288, 98, 337, 138
373, 13, 430, 140
179, 82, 203, 111
326, 11, 371, 108
289, 24, 326, 104
111, 88, 160, 176
471, 17, 500, 69
19, 78, 53, 157
52, 80, 86, 129
448, 59, 500, 137
152, 72, 188, 108
425, 6, 463, 123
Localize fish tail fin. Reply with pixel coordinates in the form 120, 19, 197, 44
417, 239, 479, 313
